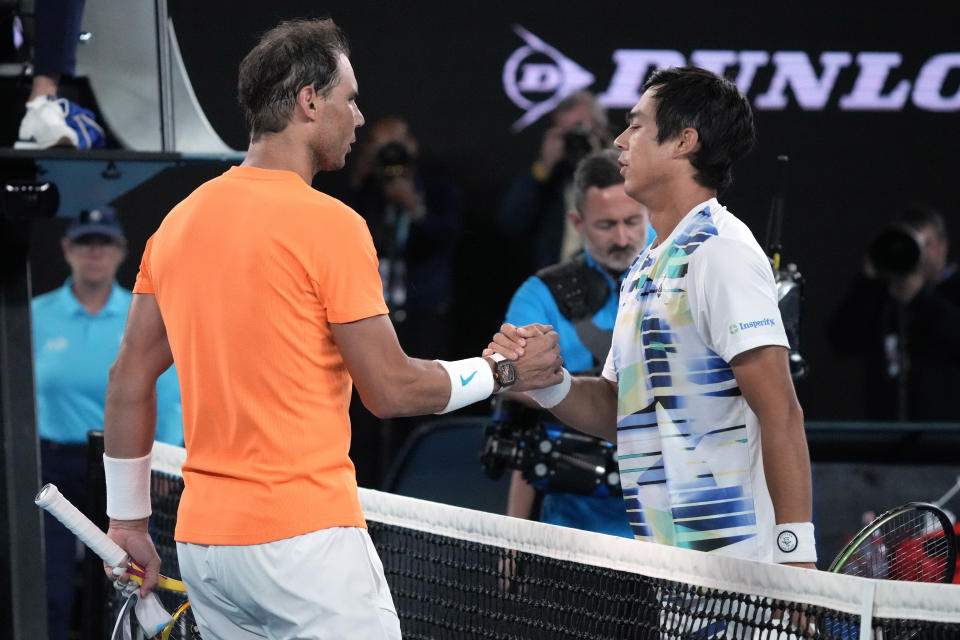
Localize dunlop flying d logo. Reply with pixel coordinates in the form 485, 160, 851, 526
502, 25, 594, 132
502, 26, 960, 131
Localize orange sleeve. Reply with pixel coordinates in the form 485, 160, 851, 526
133, 234, 156, 294
314, 210, 388, 324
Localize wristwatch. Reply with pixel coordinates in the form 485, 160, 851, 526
490, 353, 517, 392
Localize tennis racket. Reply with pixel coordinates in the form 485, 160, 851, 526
34, 483, 199, 640
828, 502, 957, 583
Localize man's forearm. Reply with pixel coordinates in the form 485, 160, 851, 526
759, 402, 812, 524
360, 356, 452, 418
334, 316, 563, 419
544, 376, 619, 443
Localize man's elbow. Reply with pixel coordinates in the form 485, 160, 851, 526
358, 387, 407, 420
788, 398, 805, 430
365, 397, 398, 420
106, 358, 128, 392
106, 356, 156, 401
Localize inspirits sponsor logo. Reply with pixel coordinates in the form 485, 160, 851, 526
502, 26, 960, 130
735, 318, 777, 332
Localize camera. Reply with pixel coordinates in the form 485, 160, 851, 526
480, 400, 622, 497
376, 141, 413, 180
868, 225, 922, 277
562, 124, 595, 168
774, 264, 808, 381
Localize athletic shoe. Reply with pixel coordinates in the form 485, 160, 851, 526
15, 96, 106, 150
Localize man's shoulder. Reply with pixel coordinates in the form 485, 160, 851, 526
172, 173, 366, 235
687, 208, 765, 263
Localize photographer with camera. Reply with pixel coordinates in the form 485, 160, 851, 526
498, 91, 610, 273
346, 116, 463, 483
347, 116, 462, 356
486, 150, 652, 537
829, 205, 960, 420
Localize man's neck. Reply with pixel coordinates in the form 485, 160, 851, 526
243, 130, 318, 185
71, 279, 112, 315
645, 183, 716, 248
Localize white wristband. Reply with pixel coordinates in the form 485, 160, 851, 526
103, 452, 153, 520
524, 368, 572, 408
772, 522, 817, 564
435, 357, 495, 414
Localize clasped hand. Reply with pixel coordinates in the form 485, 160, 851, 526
484, 323, 564, 392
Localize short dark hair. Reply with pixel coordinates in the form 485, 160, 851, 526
572, 150, 624, 211
894, 204, 947, 238
642, 66, 756, 192
238, 18, 349, 141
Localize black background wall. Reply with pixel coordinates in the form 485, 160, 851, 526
24, 0, 960, 423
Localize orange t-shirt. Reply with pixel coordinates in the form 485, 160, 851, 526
134, 166, 388, 545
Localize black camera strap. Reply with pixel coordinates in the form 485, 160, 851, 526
536, 253, 613, 369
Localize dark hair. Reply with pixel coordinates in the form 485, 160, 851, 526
238, 18, 349, 141
894, 204, 947, 238
642, 66, 756, 192
572, 150, 624, 211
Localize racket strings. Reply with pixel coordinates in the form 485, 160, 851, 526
843, 510, 951, 581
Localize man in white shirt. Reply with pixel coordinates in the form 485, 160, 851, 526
487, 66, 814, 568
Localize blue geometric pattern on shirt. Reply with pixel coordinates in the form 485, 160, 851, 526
675, 512, 757, 532
672, 498, 756, 519
627, 508, 653, 538
674, 208, 718, 254
683, 534, 757, 553
671, 485, 747, 505
614, 204, 760, 555
623, 456, 666, 487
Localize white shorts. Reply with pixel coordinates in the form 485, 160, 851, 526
176, 527, 401, 640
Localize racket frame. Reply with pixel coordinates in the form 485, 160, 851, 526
828, 501, 957, 583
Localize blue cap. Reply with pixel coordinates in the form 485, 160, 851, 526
66, 206, 125, 241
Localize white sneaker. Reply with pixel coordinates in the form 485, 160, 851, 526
14, 96, 80, 149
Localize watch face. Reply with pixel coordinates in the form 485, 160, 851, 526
496, 360, 517, 387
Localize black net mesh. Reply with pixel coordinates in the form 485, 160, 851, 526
117, 465, 960, 640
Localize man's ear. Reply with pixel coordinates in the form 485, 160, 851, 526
673, 127, 700, 159
296, 85, 319, 120
568, 209, 584, 233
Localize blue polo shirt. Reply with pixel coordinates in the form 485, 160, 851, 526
504, 249, 635, 538
506, 250, 622, 373
32, 279, 183, 445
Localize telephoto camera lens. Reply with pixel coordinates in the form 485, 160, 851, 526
377, 141, 412, 179
562, 125, 594, 166
868, 226, 922, 277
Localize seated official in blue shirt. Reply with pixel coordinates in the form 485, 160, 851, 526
32, 206, 182, 640
498, 150, 653, 538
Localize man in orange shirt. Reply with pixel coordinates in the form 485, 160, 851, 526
100, 18, 562, 639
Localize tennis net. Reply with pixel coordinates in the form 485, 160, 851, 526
138, 442, 960, 639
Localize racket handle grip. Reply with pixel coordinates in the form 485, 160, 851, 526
35, 483, 129, 569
